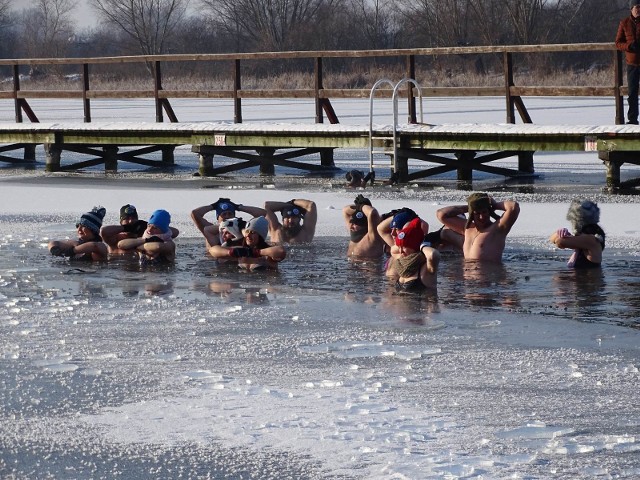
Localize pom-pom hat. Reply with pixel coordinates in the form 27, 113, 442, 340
77, 206, 106, 236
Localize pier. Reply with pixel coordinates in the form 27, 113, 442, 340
1, 43, 639, 189
1, 121, 640, 190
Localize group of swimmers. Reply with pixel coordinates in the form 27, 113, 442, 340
47, 192, 606, 289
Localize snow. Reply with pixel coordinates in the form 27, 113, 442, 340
1, 96, 640, 479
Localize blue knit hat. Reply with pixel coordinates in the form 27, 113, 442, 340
77, 206, 106, 236
148, 209, 171, 233
215, 201, 236, 218
390, 211, 413, 229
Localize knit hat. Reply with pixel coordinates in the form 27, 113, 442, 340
566, 199, 600, 234
220, 217, 244, 241
631, 0, 640, 9
394, 217, 424, 251
244, 216, 269, 241
465, 192, 500, 228
390, 210, 414, 229
281, 204, 305, 219
148, 209, 171, 233
350, 210, 368, 226
214, 200, 236, 218
119, 204, 138, 220
77, 206, 106, 236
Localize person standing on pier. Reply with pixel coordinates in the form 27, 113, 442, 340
616, 0, 640, 124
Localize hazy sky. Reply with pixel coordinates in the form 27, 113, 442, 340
73, 0, 98, 28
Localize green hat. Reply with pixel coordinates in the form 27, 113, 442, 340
465, 193, 499, 228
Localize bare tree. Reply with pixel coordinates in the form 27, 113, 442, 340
200, 0, 337, 51
347, 0, 395, 49
90, 0, 190, 55
16, 0, 77, 59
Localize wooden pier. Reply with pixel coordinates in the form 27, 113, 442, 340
1, 121, 640, 190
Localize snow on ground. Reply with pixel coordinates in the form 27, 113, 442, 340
2, 97, 640, 479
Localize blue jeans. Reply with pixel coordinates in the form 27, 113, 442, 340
627, 65, 640, 123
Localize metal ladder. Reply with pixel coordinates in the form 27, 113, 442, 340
368, 78, 424, 177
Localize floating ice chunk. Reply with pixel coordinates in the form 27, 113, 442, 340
497, 423, 575, 440
154, 352, 182, 362
46, 363, 79, 372
183, 370, 225, 381
80, 368, 102, 376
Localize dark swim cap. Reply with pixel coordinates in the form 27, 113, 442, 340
120, 204, 138, 220
281, 205, 305, 219
350, 210, 368, 226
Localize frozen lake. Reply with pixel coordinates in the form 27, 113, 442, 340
1, 96, 640, 478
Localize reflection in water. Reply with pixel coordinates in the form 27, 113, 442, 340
551, 268, 606, 321
3, 237, 640, 329
381, 283, 440, 326
438, 256, 520, 310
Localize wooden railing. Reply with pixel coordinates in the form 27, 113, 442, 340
0, 43, 625, 125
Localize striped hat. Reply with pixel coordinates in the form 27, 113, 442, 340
77, 206, 106, 236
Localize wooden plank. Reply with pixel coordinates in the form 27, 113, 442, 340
0, 42, 615, 67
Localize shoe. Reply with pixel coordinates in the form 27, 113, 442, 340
627, 120, 639, 125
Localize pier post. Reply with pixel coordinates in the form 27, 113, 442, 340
320, 148, 334, 167
24, 144, 36, 162
256, 148, 275, 175
161, 146, 175, 167
599, 151, 622, 190
518, 152, 535, 173
198, 152, 214, 176
103, 146, 119, 172
394, 153, 409, 183
44, 144, 61, 172
455, 151, 475, 182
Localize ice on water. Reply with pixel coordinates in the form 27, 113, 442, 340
2, 97, 640, 478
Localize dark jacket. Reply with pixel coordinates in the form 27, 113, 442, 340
616, 15, 640, 66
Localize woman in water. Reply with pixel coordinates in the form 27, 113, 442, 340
549, 199, 605, 268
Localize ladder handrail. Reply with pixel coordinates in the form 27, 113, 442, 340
368, 78, 423, 174
368, 78, 395, 172
392, 78, 423, 173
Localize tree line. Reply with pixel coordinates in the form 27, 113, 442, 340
0, 0, 631, 78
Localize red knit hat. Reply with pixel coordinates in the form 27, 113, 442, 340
394, 217, 423, 251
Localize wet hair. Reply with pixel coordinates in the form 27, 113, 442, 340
582, 224, 606, 250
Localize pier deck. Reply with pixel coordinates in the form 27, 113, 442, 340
1, 121, 640, 189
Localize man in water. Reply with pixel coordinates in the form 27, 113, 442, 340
48, 206, 108, 261
264, 198, 317, 244
342, 194, 385, 259
101, 204, 179, 254
117, 209, 176, 264
191, 197, 266, 249
436, 193, 520, 262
